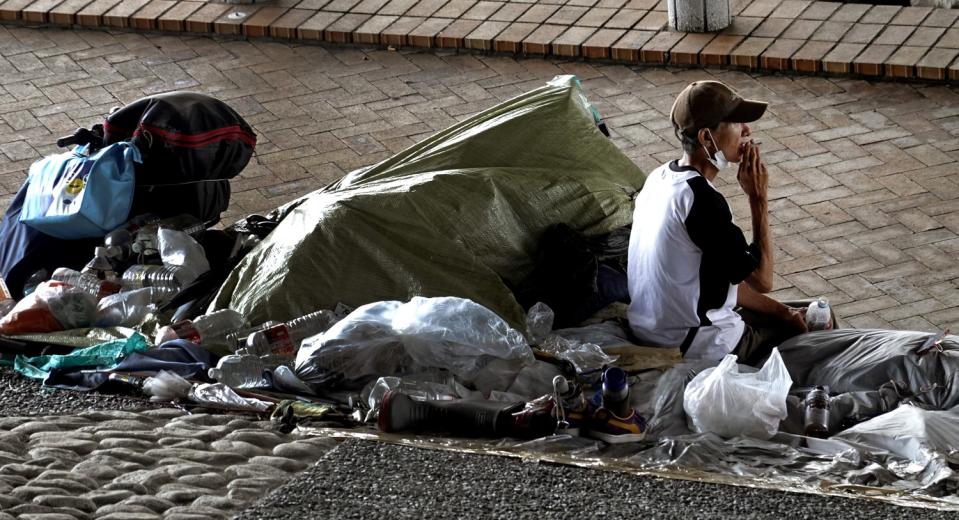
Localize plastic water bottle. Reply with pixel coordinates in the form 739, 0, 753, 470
225, 321, 281, 352
806, 299, 832, 331
157, 309, 246, 349
22, 269, 49, 297
804, 386, 830, 438
601, 367, 631, 418
245, 310, 338, 357
208, 354, 269, 389
104, 214, 160, 262
51, 267, 121, 300
82, 247, 119, 282
121, 265, 181, 293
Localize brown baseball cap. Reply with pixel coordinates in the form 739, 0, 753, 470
670, 81, 767, 138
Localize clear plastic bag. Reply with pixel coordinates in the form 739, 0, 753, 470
143, 370, 194, 402
158, 228, 210, 287
295, 297, 535, 391
0, 281, 96, 335
95, 287, 158, 328
683, 348, 792, 440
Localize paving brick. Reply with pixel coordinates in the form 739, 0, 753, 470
781, 19, 821, 40
379, 0, 417, 16
351, 0, 389, 13
240, 5, 287, 37
921, 7, 959, 28
21, 0, 63, 23
730, 36, 774, 68
270, 8, 316, 38
490, 20, 534, 51
604, 8, 645, 29
184, 2, 229, 32
406, 0, 447, 17
549, 26, 595, 56
639, 30, 683, 62
828, 2, 867, 22
488, 2, 528, 21
634, 9, 665, 30
463, 19, 506, 49
840, 23, 882, 45
156, 0, 203, 31
874, 24, 914, 46
297, 10, 342, 39
851, 43, 896, 76
434, 17, 480, 47
810, 21, 851, 42
741, 0, 782, 18
432, 0, 473, 18
791, 40, 834, 72
884, 45, 927, 79
380, 15, 426, 45
515, 3, 557, 23
669, 32, 715, 65
406, 16, 451, 46
462, 0, 501, 20
546, 4, 586, 24
797, 0, 840, 20
721, 15, 762, 35
760, 37, 803, 70
0, 0, 34, 20
905, 27, 944, 48
609, 29, 655, 61
130, 0, 176, 30
860, 4, 898, 24
581, 28, 625, 58
47, 0, 94, 25
752, 17, 791, 38
769, 0, 809, 19
214, 7, 263, 36
521, 23, 565, 54
101, 0, 148, 26
890, 5, 931, 26
700, 34, 743, 65
73, 0, 119, 25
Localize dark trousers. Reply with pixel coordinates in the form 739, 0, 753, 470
733, 299, 838, 367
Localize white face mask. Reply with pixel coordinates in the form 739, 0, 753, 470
705, 130, 737, 170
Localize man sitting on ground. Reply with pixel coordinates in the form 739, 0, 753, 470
627, 80, 807, 366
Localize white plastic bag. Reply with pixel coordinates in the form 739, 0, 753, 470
682, 348, 792, 440
95, 287, 158, 328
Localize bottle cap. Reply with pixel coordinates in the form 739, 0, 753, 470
602, 367, 627, 392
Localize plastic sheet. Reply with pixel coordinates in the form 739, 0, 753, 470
295, 297, 534, 392
10, 332, 148, 380
189, 382, 271, 412
95, 287, 157, 328
211, 75, 645, 330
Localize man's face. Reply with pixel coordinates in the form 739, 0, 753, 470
709, 121, 752, 163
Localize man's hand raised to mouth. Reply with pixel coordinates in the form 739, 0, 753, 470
737, 142, 768, 203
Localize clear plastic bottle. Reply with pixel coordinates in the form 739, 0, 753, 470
0, 278, 15, 318
245, 310, 338, 357
104, 214, 160, 262
804, 386, 830, 438
156, 309, 246, 350
22, 269, 49, 297
51, 267, 121, 300
806, 299, 832, 331
208, 354, 269, 389
82, 247, 119, 282
121, 265, 182, 293
601, 366, 631, 418
225, 321, 281, 352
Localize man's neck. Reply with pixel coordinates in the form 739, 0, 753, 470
678, 152, 719, 182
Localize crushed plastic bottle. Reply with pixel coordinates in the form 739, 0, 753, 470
226, 321, 281, 352
208, 354, 270, 389
51, 267, 121, 301
245, 310, 339, 357
156, 309, 246, 352
806, 299, 832, 331
104, 214, 160, 263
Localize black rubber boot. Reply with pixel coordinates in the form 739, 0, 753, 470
378, 391, 523, 437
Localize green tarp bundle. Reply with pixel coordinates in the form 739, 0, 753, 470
10, 332, 148, 380
211, 75, 646, 329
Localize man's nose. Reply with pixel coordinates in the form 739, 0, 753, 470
741, 123, 751, 136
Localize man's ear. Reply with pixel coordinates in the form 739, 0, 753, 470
697, 127, 712, 151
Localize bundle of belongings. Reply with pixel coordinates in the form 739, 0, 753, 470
1, 77, 957, 511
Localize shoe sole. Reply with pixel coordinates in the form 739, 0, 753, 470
587, 431, 646, 444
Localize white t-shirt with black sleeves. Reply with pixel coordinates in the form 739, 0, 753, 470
627, 160, 761, 360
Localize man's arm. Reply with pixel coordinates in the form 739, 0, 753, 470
738, 144, 774, 293
738, 283, 807, 334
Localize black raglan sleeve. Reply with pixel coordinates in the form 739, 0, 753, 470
683, 176, 761, 285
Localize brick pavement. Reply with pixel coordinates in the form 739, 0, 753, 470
1, 25, 959, 332
5, 0, 959, 80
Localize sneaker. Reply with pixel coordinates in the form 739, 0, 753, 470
553, 376, 591, 436
557, 399, 592, 436
587, 407, 648, 444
